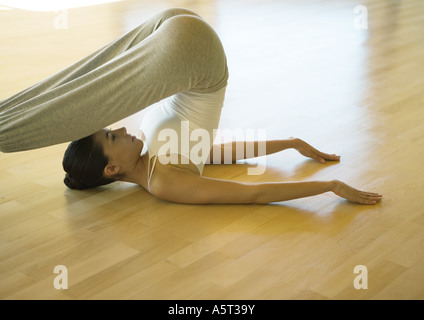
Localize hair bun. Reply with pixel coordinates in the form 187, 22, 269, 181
64, 173, 87, 190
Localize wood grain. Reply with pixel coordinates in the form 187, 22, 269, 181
0, 0, 423, 299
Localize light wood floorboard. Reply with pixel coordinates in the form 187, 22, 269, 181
0, 0, 423, 299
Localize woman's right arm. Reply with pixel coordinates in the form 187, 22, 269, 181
206, 138, 340, 164
149, 164, 382, 205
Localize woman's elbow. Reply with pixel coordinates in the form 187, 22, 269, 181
249, 184, 269, 204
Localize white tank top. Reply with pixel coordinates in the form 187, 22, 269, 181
139, 86, 227, 186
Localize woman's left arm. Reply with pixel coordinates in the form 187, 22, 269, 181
148, 164, 382, 205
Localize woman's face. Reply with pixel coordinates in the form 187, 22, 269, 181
93, 127, 144, 176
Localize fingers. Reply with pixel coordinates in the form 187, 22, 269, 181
318, 151, 340, 162
359, 190, 382, 197
314, 155, 326, 164
335, 181, 383, 205
313, 150, 340, 163
327, 154, 341, 161
306, 144, 340, 163
297, 141, 340, 163
356, 190, 383, 205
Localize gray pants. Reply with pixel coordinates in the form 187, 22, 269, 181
0, 8, 228, 153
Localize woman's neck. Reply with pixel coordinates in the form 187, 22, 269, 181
120, 153, 150, 190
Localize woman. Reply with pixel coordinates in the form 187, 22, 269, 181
63, 128, 382, 205
1, 8, 382, 205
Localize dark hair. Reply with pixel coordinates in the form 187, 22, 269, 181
62, 135, 115, 190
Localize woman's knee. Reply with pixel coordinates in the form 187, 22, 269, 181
158, 7, 201, 20
148, 7, 203, 34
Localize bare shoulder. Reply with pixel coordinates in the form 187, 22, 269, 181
147, 155, 256, 204
147, 156, 198, 199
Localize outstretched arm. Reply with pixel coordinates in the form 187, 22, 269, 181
206, 138, 340, 164
149, 163, 382, 205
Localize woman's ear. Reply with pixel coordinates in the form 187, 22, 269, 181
104, 163, 120, 177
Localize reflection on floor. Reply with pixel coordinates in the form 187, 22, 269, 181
1, 0, 423, 299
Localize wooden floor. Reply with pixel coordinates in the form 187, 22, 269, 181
1, 0, 423, 300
